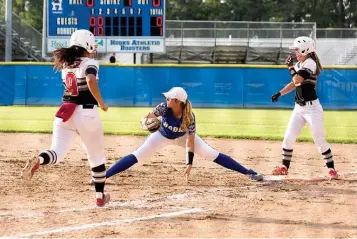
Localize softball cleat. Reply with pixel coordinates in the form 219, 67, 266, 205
328, 168, 339, 180
96, 193, 110, 207
272, 165, 288, 175
21, 156, 40, 181
246, 169, 264, 181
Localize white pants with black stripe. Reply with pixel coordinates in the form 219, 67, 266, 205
132, 131, 219, 162
49, 105, 106, 168
282, 99, 330, 153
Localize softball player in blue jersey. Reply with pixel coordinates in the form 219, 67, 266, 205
106, 87, 263, 181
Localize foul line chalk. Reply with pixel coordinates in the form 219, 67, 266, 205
13, 208, 203, 238
1, 185, 263, 221
0, 193, 191, 220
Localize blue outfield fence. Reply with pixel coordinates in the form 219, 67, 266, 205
0, 63, 357, 109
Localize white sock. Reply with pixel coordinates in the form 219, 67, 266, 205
96, 192, 103, 199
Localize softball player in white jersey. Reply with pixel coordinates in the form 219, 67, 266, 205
106, 87, 263, 182
21, 29, 111, 206
271, 36, 338, 179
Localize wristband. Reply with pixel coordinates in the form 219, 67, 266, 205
186, 152, 194, 165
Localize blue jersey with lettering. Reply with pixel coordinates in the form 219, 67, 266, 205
152, 102, 196, 139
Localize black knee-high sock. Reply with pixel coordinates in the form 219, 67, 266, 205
91, 164, 106, 198
322, 149, 334, 169
282, 148, 293, 169
39, 150, 57, 165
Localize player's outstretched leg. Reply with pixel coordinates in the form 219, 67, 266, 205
106, 131, 170, 179
106, 154, 138, 178
213, 153, 263, 181
176, 134, 264, 181
21, 150, 58, 181
22, 118, 77, 182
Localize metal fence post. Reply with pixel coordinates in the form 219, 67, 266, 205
279, 22, 282, 47
214, 21, 217, 45
312, 22, 317, 41
42, 0, 47, 58
5, 0, 12, 61
245, 22, 250, 63
180, 20, 183, 46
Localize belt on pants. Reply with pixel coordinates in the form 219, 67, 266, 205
82, 104, 95, 109
297, 101, 314, 106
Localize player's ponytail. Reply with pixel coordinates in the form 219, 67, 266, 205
53, 45, 87, 70
310, 52, 323, 76
181, 100, 194, 131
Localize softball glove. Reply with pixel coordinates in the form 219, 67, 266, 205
140, 116, 161, 133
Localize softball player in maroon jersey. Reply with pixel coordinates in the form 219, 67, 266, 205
271, 36, 338, 179
21, 29, 111, 206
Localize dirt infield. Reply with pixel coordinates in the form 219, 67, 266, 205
1, 133, 357, 238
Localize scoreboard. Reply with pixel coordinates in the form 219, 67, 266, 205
47, 0, 166, 53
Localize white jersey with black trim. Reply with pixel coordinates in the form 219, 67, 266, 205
294, 57, 318, 104
61, 57, 99, 105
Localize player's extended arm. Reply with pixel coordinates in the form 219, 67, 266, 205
280, 82, 296, 96
184, 133, 195, 181
86, 74, 107, 111
271, 82, 295, 102
186, 133, 195, 154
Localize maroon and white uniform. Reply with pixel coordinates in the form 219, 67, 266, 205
50, 57, 105, 168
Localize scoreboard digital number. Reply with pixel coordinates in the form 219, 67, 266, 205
47, 0, 166, 53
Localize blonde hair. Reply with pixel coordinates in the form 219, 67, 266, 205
310, 52, 323, 76
180, 100, 194, 131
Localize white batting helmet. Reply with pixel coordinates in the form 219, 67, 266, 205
289, 36, 316, 56
70, 29, 96, 53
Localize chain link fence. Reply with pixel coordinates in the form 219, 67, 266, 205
166, 20, 316, 41
152, 21, 357, 64
152, 20, 317, 64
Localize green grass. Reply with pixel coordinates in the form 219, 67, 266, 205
0, 106, 356, 144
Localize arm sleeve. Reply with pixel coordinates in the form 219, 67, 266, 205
297, 68, 313, 79
85, 66, 98, 76
85, 59, 99, 79
297, 59, 316, 79
152, 102, 168, 117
